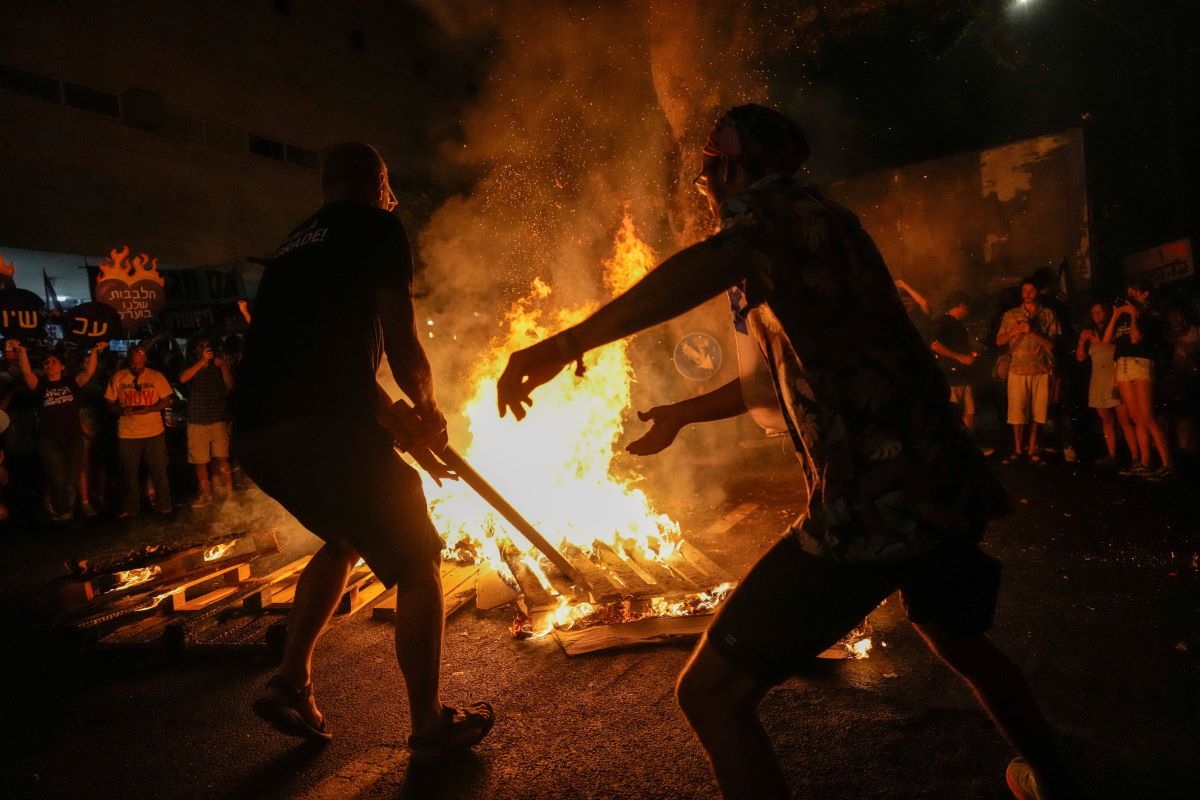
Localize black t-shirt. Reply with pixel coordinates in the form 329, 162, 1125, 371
233, 202, 414, 432
1113, 307, 1160, 361
932, 313, 970, 379
38, 378, 83, 440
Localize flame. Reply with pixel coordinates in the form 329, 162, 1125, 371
0, 252, 13, 278
602, 209, 658, 296
848, 637, 872, 659
424, 213, 714, 631
108, 565, 161, 592
97, 245, 164, 286
202, 542, 236, 562
426, 212, 680, 571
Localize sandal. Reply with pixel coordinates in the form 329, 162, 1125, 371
408, 702, 495, 761
1001, 452, 1023, 465
252, 675, 332, 742
1028, 450, 1046, 465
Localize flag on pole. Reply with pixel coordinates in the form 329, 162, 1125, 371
43, 269, 63, 313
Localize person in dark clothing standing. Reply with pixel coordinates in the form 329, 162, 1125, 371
234, 142, 494, 754
14, 341, 104, 522
931, 292, 982, 434
179, 335, 233, 507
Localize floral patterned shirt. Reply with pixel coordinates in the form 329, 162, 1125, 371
710, 176, 1010, 561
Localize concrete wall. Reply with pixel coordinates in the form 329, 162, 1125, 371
828, 129, 1092, 310
0, 0, 465, 266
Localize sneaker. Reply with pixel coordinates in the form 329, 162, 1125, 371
1145, 466, 1176, 482
1063, 446, 1078, 463
1006, 757, 1043, 800
190, 493, 213, 509
1119, 464, 1151, 477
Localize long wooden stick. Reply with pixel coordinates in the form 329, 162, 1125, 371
437, 446, 590, 591
378, 401, 590, 591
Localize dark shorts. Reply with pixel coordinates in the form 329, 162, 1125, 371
707, 534, 1001, 684
233, 419, 442, 589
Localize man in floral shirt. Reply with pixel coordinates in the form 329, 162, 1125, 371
497, 105, 1078, 799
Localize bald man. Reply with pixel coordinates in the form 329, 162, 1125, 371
234, 142, 494, 756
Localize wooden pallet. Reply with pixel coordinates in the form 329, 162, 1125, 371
59, 529, 279, 609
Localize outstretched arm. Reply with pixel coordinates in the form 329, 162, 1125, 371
14, 342, 38, 391
627, 379, 746, 456
497, 239, 749, 419
74, 341, 106, 387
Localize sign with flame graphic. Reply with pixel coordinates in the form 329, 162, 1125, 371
0, 289, 46, 341
63, 301, 123, 345
95, 246, 167, 332
0, 252, 15, 292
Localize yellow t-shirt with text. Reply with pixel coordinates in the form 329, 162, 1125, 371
104, 368, 172, 439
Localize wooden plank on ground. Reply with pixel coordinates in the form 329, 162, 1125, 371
558, 544, 623, 601
553, 613, 712, 655
166, 563, 252, 613
241, 556, 312, 612
591, 541, 658, 595
499, 542, 557, 610
677, 541, 727, 581
614, 539, 695, 593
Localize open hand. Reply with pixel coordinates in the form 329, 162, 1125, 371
496, 338, 570, 420
626, 405, 685, 456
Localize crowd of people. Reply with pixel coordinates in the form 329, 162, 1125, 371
905, 271, 1200, 481
0, 332, 244, 525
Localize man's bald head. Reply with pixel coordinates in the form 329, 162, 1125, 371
321, 142, 394, 209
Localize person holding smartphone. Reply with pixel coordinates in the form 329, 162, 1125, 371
103, 344, 174, 518
178, 335, 233, 507
996, 279, 1060, 464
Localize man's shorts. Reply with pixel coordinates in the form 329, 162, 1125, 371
1006, 372, 1050, 425
1115, 356, 1152, 383
707, 534, 1001, 685
233, 419, 442, 589
187, 422, 230, 464
948, 384, 975, 416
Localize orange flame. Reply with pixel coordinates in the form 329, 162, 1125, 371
109, 565, 162, 592
202, 542, 236, 562
0, 252, 14, 278
97, 245, 164, 286
425, 212, 678, 577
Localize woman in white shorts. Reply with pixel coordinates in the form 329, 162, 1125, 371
1105, 281, 1173, 480
1077, 302, 1137, 466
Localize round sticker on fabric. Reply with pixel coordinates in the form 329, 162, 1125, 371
673, 332, 723, 381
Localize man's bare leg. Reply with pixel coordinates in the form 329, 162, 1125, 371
913, 623, 1079, 798
212, 456, 233, 493
1011, 424, 1026, 456
194, 464, 211, 497
676, 637, 785, 800
273, 540, 358, 726
393, 556, 446, 737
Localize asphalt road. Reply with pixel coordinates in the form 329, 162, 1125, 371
0, 451, 1196, 800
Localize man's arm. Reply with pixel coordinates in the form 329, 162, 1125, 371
178, 358, 205, 384
14, 343, 38, 391
377, 286, 438, 414
930, 340, 973, 365
995, 312, 1017, 347
627, 379, 746, 456
497, 239, 749, 419
74, 342, 105, 387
